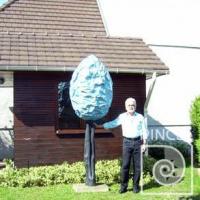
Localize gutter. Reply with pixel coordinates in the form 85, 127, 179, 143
0, 65, 169, 77
148, 44, 200, 50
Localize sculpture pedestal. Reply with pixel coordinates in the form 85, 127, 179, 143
72, 183, 109, 193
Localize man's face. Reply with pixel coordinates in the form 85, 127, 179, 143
125, 100, 136, 114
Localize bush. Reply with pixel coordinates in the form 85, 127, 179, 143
190, 95, 200, 165
95, 159, 120, 184
0, 157, 155, 187
148, 139, 191, 164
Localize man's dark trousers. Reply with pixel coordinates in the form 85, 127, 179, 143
121, 137, 142, 190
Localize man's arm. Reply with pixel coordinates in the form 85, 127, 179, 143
95, 115, 121, 129
141, 116, 148, 141
103, 116, 121, 129
141, 117, 148, 152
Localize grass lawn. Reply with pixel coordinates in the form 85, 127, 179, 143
0, 167, 199, 200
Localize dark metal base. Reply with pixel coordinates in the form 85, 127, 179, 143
84, 122, 96, 186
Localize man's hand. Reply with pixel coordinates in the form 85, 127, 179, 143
94, 123, 103, 128
141, 144, 146, 153
141, 139, 147, 152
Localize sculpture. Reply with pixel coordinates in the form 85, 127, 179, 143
70, 55, 113, 186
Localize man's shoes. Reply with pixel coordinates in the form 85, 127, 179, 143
133, 186, 140, 193
119, 188, 127, 194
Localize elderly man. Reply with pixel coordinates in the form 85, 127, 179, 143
101, 97, 148, 193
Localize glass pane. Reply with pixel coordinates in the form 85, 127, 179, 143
58, 81, 80, 129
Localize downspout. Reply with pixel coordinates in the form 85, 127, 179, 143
144, 72, 157, 139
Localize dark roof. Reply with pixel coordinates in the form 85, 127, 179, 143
0, 0, 169, 75
0, 0, 106, 35
0, 32, 168, 74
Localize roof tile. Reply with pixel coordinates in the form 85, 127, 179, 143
0, 33, 168, 74
0, 0, 169, 74
0, 0, 106, 35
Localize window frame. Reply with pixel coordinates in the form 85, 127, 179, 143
55, 80, 111, 135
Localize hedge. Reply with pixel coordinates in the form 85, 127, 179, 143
0, 157, 155, 187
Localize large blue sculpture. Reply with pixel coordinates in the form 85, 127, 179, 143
69, 55, 113, 186
70, 54, 113, 121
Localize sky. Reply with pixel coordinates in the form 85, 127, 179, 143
100, 0, 200, 47
0, 0, 7, 6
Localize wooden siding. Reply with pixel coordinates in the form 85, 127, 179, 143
14, 72, 146, 167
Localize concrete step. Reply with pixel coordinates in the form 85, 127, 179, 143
73, 184, 109, 193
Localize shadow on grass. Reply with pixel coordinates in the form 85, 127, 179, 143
142, 175, 186, 190
107, 180, 161, 192
179, 194, 200, 200
142, 180, 161, 190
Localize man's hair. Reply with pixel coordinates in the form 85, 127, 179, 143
125, 97, 136, 106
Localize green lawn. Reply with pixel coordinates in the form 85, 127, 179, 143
0, 167, 199, 200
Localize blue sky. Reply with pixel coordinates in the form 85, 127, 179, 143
0, 0, 7, 6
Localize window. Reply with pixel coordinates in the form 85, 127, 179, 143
56, 81, 111, 134
57, 81, 85, 130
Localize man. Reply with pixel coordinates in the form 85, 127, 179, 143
100, 97, 148, 193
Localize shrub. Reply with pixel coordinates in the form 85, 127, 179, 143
148, 139, 191, 164
0, 157, 155, 187
190, 95, 200, 165
142, 155, 157, 176
95, 159, 120, 184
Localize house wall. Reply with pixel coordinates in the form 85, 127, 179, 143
0, 87, 14, 160
0, 72, 14, 160
146, 46, 199, 143
14, 71, 146, 167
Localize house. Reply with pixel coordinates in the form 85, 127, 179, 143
0, 0, 169, 167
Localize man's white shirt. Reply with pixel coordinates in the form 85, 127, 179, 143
103, 112, 148, 140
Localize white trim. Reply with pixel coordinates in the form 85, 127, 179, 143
0, 66, 168, 77
96, 0, 110, 36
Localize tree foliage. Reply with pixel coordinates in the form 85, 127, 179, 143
190, 95, 200, 165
